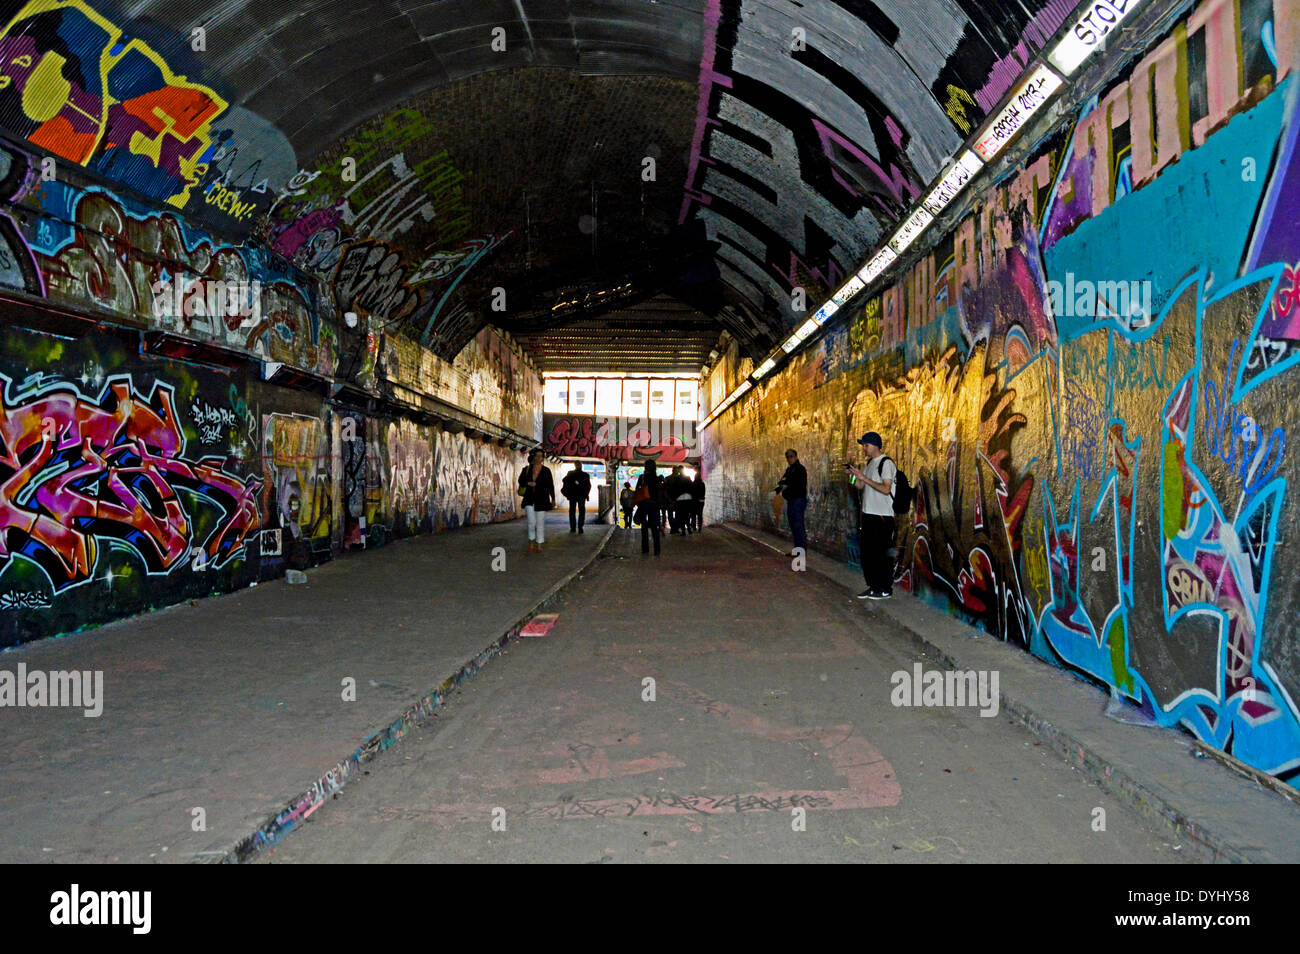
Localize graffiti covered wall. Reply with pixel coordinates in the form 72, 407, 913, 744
703, 0, 1300, 786
0, 324, 261, 644
0, 133, 335, 376
333, 412, 521, 550
0, 321, 526, 647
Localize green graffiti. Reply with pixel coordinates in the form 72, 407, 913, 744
1107, 615, 1134, 695
1162, 440, 1185, 540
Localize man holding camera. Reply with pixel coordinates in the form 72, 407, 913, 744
845, 431, 896, 600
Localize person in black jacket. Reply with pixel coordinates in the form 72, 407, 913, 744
518, 449, 555, 553
775, 448, 808, 556
689, 472, 706, 532
561, 463, 592, 534
636, 461, 663, 556
666, 465, 691, 534
619, 482, 634, 529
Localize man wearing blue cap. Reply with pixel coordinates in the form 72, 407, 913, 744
846, 431, 896, 599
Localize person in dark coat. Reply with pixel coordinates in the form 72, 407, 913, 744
775, 448, 808, 556
561, 462, 592, 534
619, 481, 634, 529
689, 472, 706, 532
636, 460, 663, 556
665, 465, 687, 534
518, 449, 555, 553
655, 462, 672, 532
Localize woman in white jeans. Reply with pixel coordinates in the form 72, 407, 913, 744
517, 449, 556, 552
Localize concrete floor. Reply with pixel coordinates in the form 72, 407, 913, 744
0, 512, 610, 863
261, 525, 1195, 863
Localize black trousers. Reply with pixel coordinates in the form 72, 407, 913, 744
569, 499, 585, 530
858, 513, 897, 593
672, 500, 693, 534
621, 506, 633, 528
641, 504, 661, 554
691, 500, 704, 531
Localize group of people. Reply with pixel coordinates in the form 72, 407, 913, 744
619, 462, 706, 556
515, 451, 706, 557
517, 453, 597, 550
518, 431, 903, 598
776, 432, 901, 600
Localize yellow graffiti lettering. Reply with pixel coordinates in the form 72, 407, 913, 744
0, 0, 228, 209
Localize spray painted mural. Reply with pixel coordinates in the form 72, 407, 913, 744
259, 397, 333, 569
0, 0, 225, 210
0, 134, 335, 376
0, 0, 302, 233
259, 108, 510, 361
543, 414, 697, 464
681, 0, 1079, 345
0, 325, 261, 646
704, 0, 1300, 784
0, 326, 529, 646
334, 412, 521, 548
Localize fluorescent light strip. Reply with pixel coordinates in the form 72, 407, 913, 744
1049, 0, 1147, 75
922, 150, 983, 218
888, 206, 934, 254
857, 247, 897, 286
831, 276, 864, 306
722, 27, 1116, 406
974, 64, 1063, 161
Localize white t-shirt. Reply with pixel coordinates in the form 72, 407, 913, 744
860, 456, 897, 516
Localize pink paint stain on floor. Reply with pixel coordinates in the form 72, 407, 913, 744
417, 677, 900, 824
519, 614, 559, 637
480, 752, 687, 788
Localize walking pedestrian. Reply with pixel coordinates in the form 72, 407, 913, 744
689, 471, 706, 532
561, 462, 592, 534
846, 432, 896, 598
674, 467, 697, 535
518, 449, 555, 553
636, 460, 663, 556
619, 481, 634, 529
775, 448, 808, 556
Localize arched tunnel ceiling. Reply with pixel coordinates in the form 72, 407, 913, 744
0, 0, 1082, 370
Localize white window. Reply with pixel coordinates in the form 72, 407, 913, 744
544, 378, 570, 413
624, 379, 647, 415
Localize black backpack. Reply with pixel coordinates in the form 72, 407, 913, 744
881, 455, 913, 515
